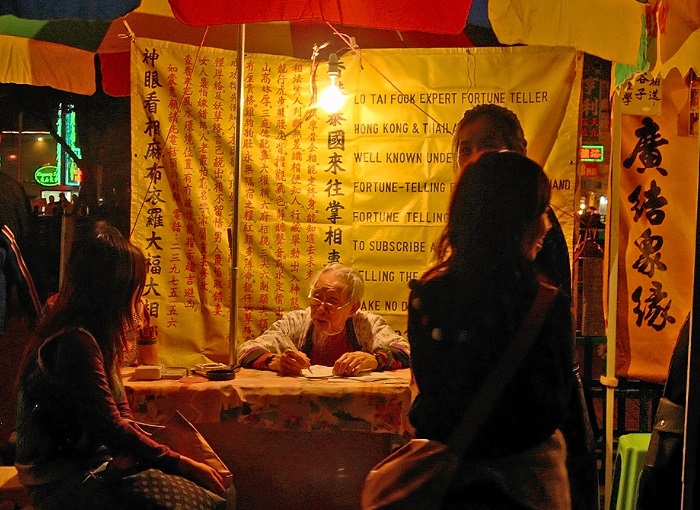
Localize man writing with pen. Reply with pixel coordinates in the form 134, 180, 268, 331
236, 263, 410, 376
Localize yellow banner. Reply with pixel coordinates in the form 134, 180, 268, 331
616, 69, 699, 382
131, 40, 582, 366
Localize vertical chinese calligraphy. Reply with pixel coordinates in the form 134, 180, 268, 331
131, 43, 236, 365
624, 116, 675, 331
616, 71, 700, 381
620, 72, 662, 116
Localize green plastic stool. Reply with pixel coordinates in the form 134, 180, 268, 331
609, 433, 652, 510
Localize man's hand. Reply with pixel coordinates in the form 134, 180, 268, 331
272, 349, 311, 376
333, 351, 378, 376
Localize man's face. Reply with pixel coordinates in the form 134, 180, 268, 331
308, 272, 355, 335
455, 117, 509, 174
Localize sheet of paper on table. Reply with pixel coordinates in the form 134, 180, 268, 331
301, 365, 405, 382
301, 365, 335, 378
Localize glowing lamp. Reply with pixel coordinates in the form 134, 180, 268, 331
318, 53, 345, 113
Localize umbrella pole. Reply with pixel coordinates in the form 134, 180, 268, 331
16, 111, 22, 183
229, 24, 245, 368
602, 90, 622, 510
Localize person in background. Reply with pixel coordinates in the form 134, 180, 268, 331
409, 151, 575, 509
452, 104, 571, 298
44, 195, 58, 216
237, 262, 410, 376
15, 221, 231, 509
30, 197, 47, 216
55, 192, 70, 216
0, 156, 39, 457
0, 158, 32, 253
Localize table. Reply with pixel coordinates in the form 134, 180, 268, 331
123, 367, 414, 435
123, 368, 415, 510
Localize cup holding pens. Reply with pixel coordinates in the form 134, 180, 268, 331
137, 325, 159, 365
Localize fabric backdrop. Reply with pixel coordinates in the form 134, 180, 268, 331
130, 40, 582, 366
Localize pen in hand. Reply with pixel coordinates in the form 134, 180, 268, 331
283, 349, 311, 375
298, 351, 312, 374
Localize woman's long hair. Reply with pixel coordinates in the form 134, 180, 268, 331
425, 151, 551, 308
19, 221, 147, 387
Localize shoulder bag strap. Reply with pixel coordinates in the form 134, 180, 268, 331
447, 282, 559, 457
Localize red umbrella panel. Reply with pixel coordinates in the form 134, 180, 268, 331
0, 0, 472, 97
168, 0, 473, 35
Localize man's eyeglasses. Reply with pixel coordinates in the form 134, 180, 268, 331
308, 295, 352, 312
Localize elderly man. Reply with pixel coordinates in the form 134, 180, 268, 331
237, 263, 410, 376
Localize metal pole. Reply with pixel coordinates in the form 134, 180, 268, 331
601, 89, 622, 510
229, 23, 245, 368
59, 214, 75, 289
17, 111, 22, 183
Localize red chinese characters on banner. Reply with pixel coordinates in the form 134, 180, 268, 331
238, 59, 333, 338
136, 46, 235, 333
210, 56, 229, 318
165, 58, 181, 326
273, 62, 289, 316
242, 59, 257, 338
139, 47, 166, 326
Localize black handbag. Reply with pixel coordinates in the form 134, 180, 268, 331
82, 455, 227, 510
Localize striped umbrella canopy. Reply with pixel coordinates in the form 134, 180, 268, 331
0, 0, 139, 20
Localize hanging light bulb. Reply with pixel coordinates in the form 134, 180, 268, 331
318, 53, 345, 113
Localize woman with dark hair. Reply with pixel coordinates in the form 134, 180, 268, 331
451, 104, 527, 166
14, 222, 229, 510
452, 106, 600, 510
452, 104, 571, 297
408, 151, 575, 509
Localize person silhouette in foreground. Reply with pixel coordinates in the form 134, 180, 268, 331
15, 221, 233, 510
451, 105, 599, 510
409, 151, 575, 509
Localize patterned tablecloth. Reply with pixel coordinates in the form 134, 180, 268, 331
123, 367, 415, 437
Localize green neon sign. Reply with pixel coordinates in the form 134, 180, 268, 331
580, 145, 604, 163
57, 103, 82, 186
34, 165, 59, 187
